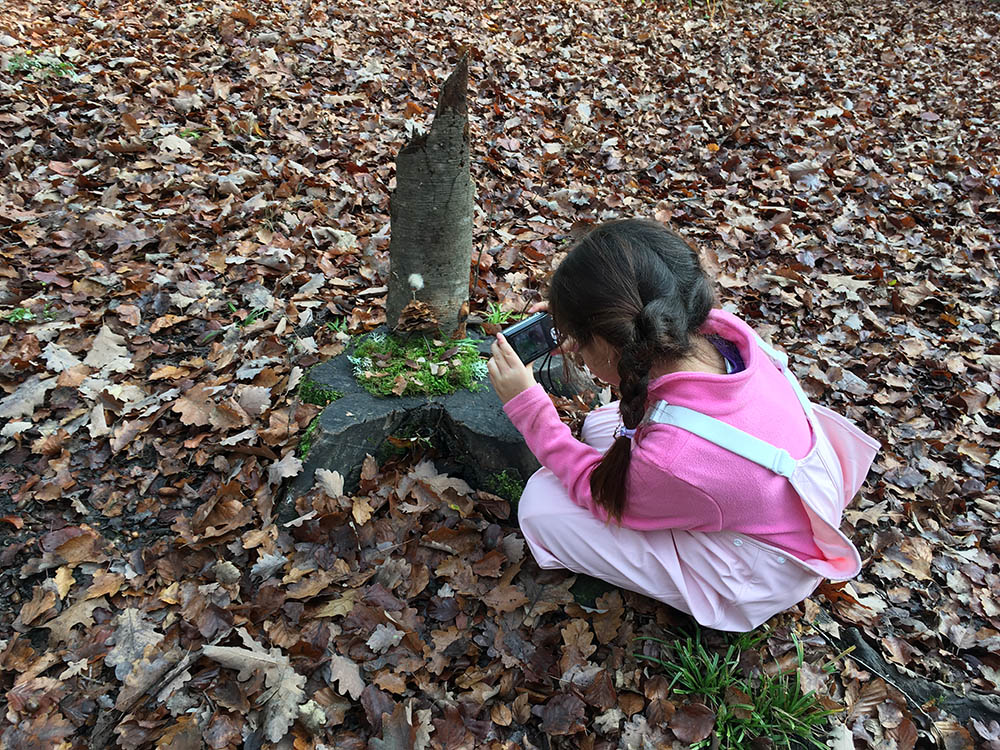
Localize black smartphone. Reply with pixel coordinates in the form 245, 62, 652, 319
501, 312, 559, 364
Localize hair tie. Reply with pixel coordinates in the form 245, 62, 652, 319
615, 425, 636, 440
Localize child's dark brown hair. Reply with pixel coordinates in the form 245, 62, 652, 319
549, 219, 715, 522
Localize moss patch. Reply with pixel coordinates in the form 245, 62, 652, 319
483, 469, 525, 504
348, 331, 488, 398
297, 416, 322, 458
298, 372, 343, 406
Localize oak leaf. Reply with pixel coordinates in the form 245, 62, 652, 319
314, 468, 345, 498
0, 374, 57, 419
203, 628, 305, 742
327, 652, 364, 700
367, 624, 404, 654
268, 452, 303, 485
482, 584, 528, 614
535, 693, 586, 735
171, 383, 220, 427
83, 324, 133, 374
105, 608, 164, 680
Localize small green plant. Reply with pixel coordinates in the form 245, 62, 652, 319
348, 331, 488, 398
7, 51, 75, 78
3, 307, 35, 323
635, 629, 838, 749
178, 128, 201, 139
326, 317, 349, 334
484, 302, 518, 326
227, 303, 269, 328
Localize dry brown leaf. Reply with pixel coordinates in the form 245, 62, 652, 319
42, 596, 108, 646
482, 584, 529, 614
314, 468, 345, 498
670, 702, 716, 744
535, 693, 586, 736
105, 608, 164, 680
327, 652, 365, 700
203, 628, 305, 742
0, 374, 57, 419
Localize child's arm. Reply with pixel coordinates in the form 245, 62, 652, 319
503, 384, 609, 517
493, 334, 722, 529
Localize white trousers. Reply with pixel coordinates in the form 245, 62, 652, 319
517, 403, 822, 631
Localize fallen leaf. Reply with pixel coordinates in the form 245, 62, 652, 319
203, 628, 305, 742
54, 567, 74, 600
327, 652, 365, 700
482, 584, 529, 614
0, 374, 57, 419
315, 468, 345, 497
268, 453, 303, 485
367, 624, 404, 654
535, 693, 586, 735
105, 608, 165, 680
43, 596, 108, 646
83, 324, 133, 374
670, 702, 716, 743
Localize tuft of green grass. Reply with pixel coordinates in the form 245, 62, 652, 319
227, 303, 269, 328
484, 302, 518, 326
326, 317, 349, 334
348, 331, 488, 398
635, 629, 838, 749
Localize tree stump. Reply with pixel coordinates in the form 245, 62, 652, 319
384, 55, 473, 338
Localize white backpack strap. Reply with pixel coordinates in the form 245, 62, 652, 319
752, 333, 813, 418
646, 401, 796, 478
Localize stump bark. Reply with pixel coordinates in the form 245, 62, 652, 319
384, 55, 473, 338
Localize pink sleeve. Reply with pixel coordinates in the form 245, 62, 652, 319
502, 385, 608, 519
503, 386, 725, 530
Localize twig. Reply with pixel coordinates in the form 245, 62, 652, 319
809, 612, 1000, 726
88, 633, 227, 750
808, 619, 935, 725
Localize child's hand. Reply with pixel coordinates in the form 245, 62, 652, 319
488, 333, 537, 404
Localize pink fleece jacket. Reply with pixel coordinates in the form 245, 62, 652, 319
503, 309, 826, 562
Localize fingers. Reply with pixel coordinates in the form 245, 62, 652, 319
494, 333, 524, 366
528, 301, 549, 314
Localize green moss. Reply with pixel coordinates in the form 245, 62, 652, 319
298, 416, 322, 458
298, 372, 343, 406
348, 331, 488, 398
484, 469, 525, 504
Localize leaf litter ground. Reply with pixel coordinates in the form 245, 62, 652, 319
0, 0, 997, 747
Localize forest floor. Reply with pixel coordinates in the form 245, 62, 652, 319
0, 0, 998, 747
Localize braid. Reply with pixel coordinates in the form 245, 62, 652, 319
589, 327, 656, 522
617, 337, 655, 428
551, 218, 717, 523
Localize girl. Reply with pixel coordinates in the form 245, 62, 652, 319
488, 219, 879, 631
